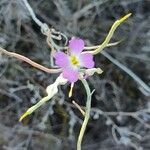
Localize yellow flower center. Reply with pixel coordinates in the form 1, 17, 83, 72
70, 56, 80, 66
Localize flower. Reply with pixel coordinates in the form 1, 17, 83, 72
54, 38, 94, 82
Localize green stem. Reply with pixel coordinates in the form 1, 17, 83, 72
77, 79, 92, 150
88, 13, 131, 55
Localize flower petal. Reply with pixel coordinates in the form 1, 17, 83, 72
69, 38, 84, 54
62, 68, 79, 83
54, 51, 69, 68
80, 53, 94, 68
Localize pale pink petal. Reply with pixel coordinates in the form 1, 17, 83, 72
69, 38, 84, 54
62, 68, 79, 83
80, 53, 94, 68
54, 51, 69, 68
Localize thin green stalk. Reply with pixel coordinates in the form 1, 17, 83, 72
89, 13, 131, 55
77, 79, 92, 150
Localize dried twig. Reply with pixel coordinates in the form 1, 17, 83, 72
0, 47, 61, 73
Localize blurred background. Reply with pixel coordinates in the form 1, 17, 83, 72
0, 0, 150, 150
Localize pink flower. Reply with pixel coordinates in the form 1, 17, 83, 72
54, 38, 94, 82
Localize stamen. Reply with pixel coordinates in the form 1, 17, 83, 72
70, 56, 80, 66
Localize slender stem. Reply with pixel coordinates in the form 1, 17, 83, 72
19, 95, 51, 122
88, 13, 131, 55
77, 79, 92, 150
0, 47, 61, 73
72, 101, 85, 116
22, 0, 49, 33
22, 0, 67, 50
101, 51, 150, 95
84, 41, 122, 50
